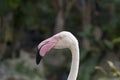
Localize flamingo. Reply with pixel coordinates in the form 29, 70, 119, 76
36, 31, 79, 80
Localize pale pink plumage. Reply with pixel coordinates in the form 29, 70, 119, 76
37, 31, 79, 80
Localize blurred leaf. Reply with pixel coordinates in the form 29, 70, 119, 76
102, 25, 114, 34
0, 0, 9, 15
21, 3, 36, 15
78, 25, 94, 39
98, 77, 120, 80
78, 55, 100, 80
112, 37, 120, 44
8, 0, 21, 9
37, 0, 52, 13
96, 61, 120, 80
15, 61, 38, 78
107, 61, 120, 76
95, 66, 107, 75
20, 3, 37, 28
80, 49, 90, 60
24, 16, 34, 28
104, 40, 114, 49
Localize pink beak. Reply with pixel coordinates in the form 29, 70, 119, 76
36, 36, 58, 64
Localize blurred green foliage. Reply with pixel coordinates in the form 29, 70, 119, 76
96, 61, 120, 80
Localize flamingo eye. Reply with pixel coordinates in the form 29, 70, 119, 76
58, 36, 62, 39
59, 35, 66, 39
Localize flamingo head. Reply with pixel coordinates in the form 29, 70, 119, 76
36, 31, 78, 64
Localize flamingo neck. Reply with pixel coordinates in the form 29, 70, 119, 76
68, 44, 79, 80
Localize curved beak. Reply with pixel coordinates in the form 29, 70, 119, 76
36, 36, 58, 65
36, 49, 42, 65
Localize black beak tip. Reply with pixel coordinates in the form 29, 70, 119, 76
36, 49, 42, 65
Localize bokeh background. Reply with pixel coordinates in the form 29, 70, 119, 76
0, 0, 120, 80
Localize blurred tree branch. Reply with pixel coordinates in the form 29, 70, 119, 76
54, 0, 75, 33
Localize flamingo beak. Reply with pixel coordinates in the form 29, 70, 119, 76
36, 36, 59, 65
36, 49, 42, 65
